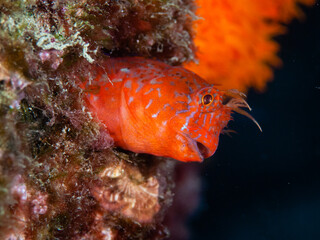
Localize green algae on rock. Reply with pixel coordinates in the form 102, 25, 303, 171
0, 0, 196, 69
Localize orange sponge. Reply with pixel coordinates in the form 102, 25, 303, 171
185, 0, 315, 92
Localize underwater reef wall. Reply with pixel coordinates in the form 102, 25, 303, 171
0, 0, 195, 239
0, 0, 315, 239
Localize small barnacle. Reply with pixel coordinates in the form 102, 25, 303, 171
92, 160, 161, 223
100, 162, 124, 178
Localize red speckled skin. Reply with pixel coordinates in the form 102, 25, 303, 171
81, 57, 232, 162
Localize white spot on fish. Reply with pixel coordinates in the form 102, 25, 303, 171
93, 96, 98, 102
157, 88, 161, 97
152, 110, 161, 118
125, 80, 132, 88
209, 126, 215, 132
194, 134, 202, 140
146, 99, 153, 109
181, 122, 188, 131
174, 92, 185, 98
144, 88, 154, 95
187, 95, 192, 104
209, 113, 214, 124
128, 97, 134, 105
177, 101, 186, 105
176, 109, 189, 114
135, 80, 144, 93
150, 78, 163, 84
180, 110, 197, 132
120, 68, 130, 73
112, 78, 123, 83
162, 103, 172, 111
203, 114, 207, 125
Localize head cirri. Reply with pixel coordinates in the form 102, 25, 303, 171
82, 57, 260, 162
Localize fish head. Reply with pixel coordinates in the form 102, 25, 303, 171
167, 83, 233, 162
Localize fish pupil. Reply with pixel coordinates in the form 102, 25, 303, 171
203, 94, 213, 105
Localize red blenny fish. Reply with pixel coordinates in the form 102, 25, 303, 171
81, 57, 260, 162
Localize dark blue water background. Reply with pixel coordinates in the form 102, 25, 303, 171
190, 2, 320, 240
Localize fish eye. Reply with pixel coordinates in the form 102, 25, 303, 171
202, 94, 213, 106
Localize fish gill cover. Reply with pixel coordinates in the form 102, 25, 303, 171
0, 0, 315, 239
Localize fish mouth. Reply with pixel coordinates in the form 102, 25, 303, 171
186, 135, 211, 161
195, 140, 210, 160
178, 131, 213, 162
